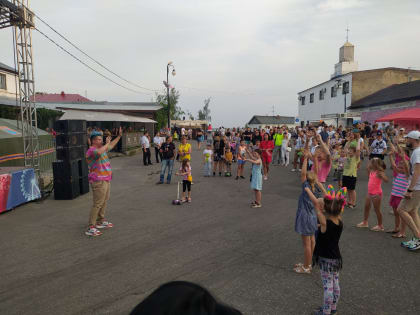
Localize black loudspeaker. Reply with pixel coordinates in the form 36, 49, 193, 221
56, 133, 87, 147
52, 160, 80, 200
79, 176, 89, 195
56, 146, 85, 161
78, 158, 89, 177
54, 120, 86, 133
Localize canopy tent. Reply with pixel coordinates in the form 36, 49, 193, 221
375, 107, 420, 130
171, 119, 208, 128
59, 110, 156, 123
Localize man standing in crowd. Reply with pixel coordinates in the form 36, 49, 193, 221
141, 131, 152, 166
85, 127, 122, 237
153, 132, 162, 164
369, 131, 387, 160
272, 127, 284, 165
157, 136, 176, 184
399, 131, 420, 251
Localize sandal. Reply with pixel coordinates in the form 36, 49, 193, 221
392, 233, 406, 238
356, 222, 369, 228
187, 197, 192, 203
386, 230, 399, 234
293, 265, 311, 274
370, 225, 385, 232
294, 263, 312, 270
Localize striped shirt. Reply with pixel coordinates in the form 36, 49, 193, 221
86, 147, 112, 182
391, 173, 409, 197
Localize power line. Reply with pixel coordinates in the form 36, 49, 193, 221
33, 12, 159, 92
35, 27, 153, 95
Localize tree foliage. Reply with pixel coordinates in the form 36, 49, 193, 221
198, 97, 211, 121
155, 88, 184, 129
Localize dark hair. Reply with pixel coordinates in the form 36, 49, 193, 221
323, 198, 345, 216
130, 281, 242, 315
253, 148, 262, 156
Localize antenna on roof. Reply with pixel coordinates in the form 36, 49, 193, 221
345, 25, 350, 42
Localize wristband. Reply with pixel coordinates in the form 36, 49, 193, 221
407, 189, 413, 193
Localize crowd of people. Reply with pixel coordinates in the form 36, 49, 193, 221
84, 121, 420, 315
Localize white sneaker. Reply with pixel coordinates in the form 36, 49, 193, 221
264, 176, 268, 180
291, 169, 296, 172
85, 226, 102, 236
298, 168, 302, 172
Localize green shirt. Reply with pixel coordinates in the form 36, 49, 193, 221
273, 133, 284, 146
343, 155, 360, 177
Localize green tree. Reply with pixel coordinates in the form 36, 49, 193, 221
155, 88, 184, 129
198, 97, 211, 121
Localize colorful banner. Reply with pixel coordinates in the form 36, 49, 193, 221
0, 168, 40, 213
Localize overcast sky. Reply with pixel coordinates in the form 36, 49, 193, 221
1, 0, 419, 127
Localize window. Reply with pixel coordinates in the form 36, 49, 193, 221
301, 96, 306, 105
331, 86, 337, 97
319, 89, 325, 100
0, 73, 6, 90
310, 93, 314, 103
342, 81, 349, 94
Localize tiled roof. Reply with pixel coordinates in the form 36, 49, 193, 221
349, 79, 420, 109
33, 92, 92, 103
248, 115, 295, 125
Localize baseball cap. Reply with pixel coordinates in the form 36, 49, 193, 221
400, 128, 405, 131
376, 130, 382, 136
405, 130, 420, 140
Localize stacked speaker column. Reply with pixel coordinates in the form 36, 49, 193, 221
53, 120, 89, 200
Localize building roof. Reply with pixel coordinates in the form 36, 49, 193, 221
248, 115, 295, 125
59, 110, 156, 123
34, 92, 92, 103
349, 79, 420, 109
298, 67, 420, 94
0, 62, 17, 74
2, 99, 162, 112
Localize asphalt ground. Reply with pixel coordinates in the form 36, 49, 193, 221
0, 143, 419, 315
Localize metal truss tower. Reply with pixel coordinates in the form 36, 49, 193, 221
0, 0, 39, 173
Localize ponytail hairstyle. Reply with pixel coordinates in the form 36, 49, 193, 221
181, 159, 189, 172
323, 185, 347, 216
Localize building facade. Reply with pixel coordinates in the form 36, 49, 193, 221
0, 62, 17, 103
298, 42, 420, 126
247, 115, 296, 129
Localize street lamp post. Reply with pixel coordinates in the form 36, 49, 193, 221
166, 61, 176, 132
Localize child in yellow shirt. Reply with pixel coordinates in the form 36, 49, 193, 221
225, 148, 233, 177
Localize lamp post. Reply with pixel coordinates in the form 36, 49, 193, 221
166, 61, 176, 131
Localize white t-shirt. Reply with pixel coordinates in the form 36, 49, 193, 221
410, 147, 420, 191
141, 135, 150, 148
371, 139, 386, 154
203, 149, 213, 162
282, 133, 291, 148
153, 136, 162, 146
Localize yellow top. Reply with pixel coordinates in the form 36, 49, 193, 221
179, 143, 191, 161
225, 151, 233, 162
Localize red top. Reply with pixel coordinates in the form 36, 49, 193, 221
260, 140, 274, 158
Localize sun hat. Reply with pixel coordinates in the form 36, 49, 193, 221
405, 130, 420, 140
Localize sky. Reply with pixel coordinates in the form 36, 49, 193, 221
1, 0, 419, 127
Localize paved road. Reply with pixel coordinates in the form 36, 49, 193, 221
0, 144, 419, 315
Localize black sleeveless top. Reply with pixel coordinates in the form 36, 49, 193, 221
313, 219, 343, 270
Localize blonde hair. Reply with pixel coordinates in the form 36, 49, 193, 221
306, 171, 317, 191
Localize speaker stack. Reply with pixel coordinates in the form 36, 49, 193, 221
53, 120, 89, 200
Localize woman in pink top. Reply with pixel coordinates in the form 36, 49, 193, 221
357, 158, 388, 231
313, 134, 332, 184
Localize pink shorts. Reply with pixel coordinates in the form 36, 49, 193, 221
389, 195, 403, 209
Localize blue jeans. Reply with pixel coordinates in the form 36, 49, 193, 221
160, 159, 174, 183
204, 161, 212, 176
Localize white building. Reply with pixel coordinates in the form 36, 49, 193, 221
0, 62, 17, 104
297, 42, 420, 127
